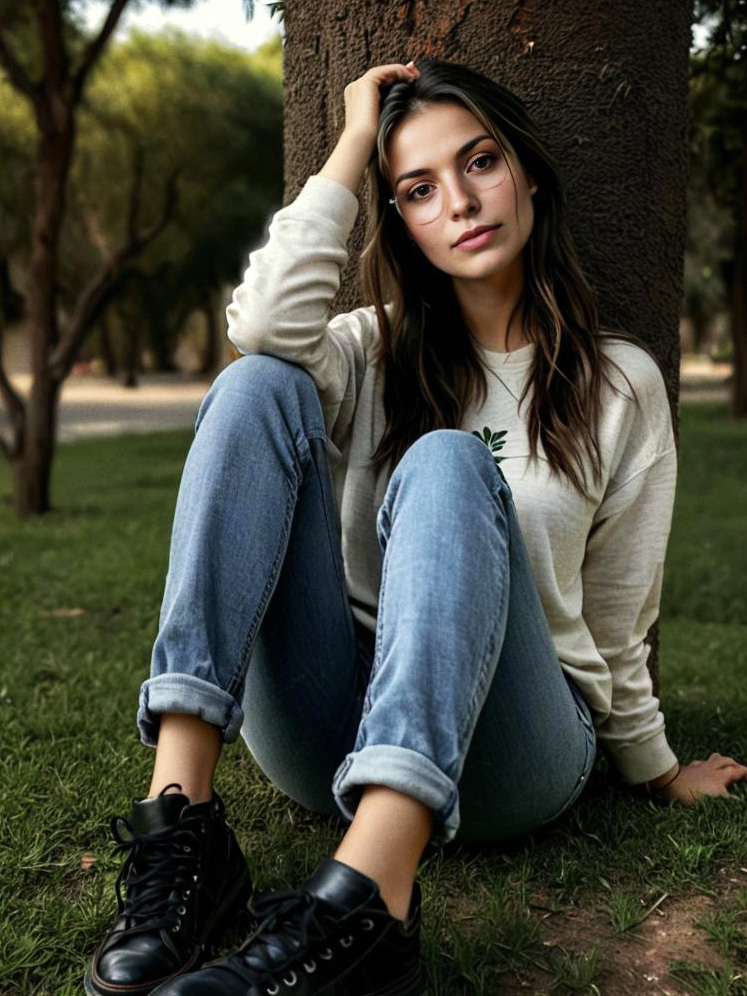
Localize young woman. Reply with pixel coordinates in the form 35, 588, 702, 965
85, 58, 747, 996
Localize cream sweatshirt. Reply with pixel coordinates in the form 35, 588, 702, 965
226, 172, 679, 786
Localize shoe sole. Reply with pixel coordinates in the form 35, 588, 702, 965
83, 869, 253, 996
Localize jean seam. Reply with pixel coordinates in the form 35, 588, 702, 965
359, 511, 393, 731
227, 474, 297, 700
306, 433, 348, 596
541, 718, 597, 826
225, 423, 338, 701
453, 494, 511, 766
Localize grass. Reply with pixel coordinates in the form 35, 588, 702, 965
1, 401, 746, 995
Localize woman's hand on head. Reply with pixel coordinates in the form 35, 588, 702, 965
320, 62, 419, 195
654, 753, 747, 803
342, 62, 420, 145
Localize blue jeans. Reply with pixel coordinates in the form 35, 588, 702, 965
138, 355, 596, 844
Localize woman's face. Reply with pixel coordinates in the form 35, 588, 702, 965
385, 102, 537, 288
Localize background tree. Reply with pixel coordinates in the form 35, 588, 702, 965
0, 1, 282, 515
690, 0, 747, 414
0, 0, 167, 515
281, 0, 693, 690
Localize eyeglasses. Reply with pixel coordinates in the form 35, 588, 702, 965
388, 151, 510, 226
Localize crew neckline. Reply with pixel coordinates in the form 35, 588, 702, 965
474, 339, 536, 370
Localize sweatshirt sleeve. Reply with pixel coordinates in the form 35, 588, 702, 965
226, 173, 379, 462
581, 353, 679, 784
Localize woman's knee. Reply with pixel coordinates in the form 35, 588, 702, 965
196, 354, 322, 431
389, 428, 508, 500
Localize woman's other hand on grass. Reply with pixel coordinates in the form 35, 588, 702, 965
653, 753, 747, 803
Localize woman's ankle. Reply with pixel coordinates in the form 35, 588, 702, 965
332, 785, 433, 921
148, 712, 222, 804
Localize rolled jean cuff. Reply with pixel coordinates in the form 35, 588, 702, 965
137, 674, 245, 746
332, 744, 460, 844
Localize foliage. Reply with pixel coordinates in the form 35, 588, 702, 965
242, 0, 285, 22
686, 1, 747, 352
0, 28, 283, 366
74, 28, 283, 364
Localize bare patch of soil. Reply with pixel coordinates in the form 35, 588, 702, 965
462, 871, 747, 995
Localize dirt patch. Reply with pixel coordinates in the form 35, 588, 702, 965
530, 892, 724, 994
460, 871, 747, 995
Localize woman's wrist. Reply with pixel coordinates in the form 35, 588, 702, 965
645, 761, 681, 794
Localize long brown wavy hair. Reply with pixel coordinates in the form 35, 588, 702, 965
360, 58, 659, 498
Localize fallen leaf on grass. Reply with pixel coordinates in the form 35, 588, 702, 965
40, 608, 87, 618
80, 854, 98, 870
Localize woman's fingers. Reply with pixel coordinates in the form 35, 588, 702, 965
342, 61, 419, 139
660, 754, 747, 803
723, 763, 747, 784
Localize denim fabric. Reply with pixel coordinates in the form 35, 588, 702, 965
138, 354, 596, 844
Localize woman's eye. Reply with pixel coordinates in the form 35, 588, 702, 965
470, 153, 496, 171
406, 183, 433, 201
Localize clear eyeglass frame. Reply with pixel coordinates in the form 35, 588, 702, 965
388, 157, 510, 226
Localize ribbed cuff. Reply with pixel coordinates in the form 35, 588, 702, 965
608, 728, 679, 784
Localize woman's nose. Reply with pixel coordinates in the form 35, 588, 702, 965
445, 175, 480, 218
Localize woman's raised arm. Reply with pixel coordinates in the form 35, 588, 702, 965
225, 62, 418, 459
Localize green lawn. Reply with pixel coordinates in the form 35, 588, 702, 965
1, 402, 746, 995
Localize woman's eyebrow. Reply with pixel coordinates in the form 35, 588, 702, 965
394, 134, 494, 188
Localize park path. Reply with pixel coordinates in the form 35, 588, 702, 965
0, 357, 733, 442
2, 372, 212, 442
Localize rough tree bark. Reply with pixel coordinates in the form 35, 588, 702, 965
282, 0, 693, 692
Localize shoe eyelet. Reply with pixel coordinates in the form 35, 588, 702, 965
319, 947, 334, 961
303, 960, 317, 974
282, 971, 297, 987
171, 922, 181, 933
182, 890, 191, 899
177, 905, 187, 915
340, 935, 354, 948
183, 845, 191, 853
266, 984, 280, 996
193, 873, 199, 882
361, 918, 375, 931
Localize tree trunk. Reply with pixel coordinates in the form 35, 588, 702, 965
283, 0, 693, 692
729, 147, 747, 416
15, 372, 59, 515
16, 110, 75, 516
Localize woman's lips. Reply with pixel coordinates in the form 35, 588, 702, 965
454, 225, 501, 251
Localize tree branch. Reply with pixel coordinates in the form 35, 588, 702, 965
48, 169, 180, 381
72, 0, 132, 99
0, 29, 40, 102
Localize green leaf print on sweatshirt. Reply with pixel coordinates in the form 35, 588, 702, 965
471, 425, 507, 465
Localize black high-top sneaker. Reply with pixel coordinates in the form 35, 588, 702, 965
85, 785, 253, 996
150, 857, 425, 996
